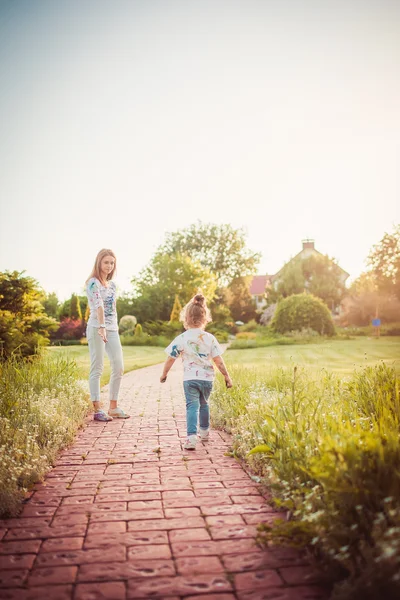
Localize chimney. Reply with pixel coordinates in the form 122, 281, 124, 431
302, 239, 315, 251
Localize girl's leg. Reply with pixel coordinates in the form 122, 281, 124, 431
87, 326, 107, 416
105, 330, 129, 418
199, 381, 213, 436
183, 381, 200, 437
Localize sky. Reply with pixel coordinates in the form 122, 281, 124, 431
1, 0, 399, 300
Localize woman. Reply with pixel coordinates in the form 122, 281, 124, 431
86, 248, 130, 421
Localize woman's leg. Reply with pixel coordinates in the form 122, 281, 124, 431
87, 326, 105, 413
105, 330, 129, 418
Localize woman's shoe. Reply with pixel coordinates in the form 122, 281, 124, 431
94, 410, 113, 422
108, 407, 130, 419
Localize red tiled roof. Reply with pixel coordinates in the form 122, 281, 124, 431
249, 275, 268, 295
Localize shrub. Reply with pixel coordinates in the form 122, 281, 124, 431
0, 353, 90, 516
240, 319, 259, 332
271, 293, 335, 336
260, 304, 277, 325
52, 318, 86, 341
211, 363, 400, 599
119, 315, 137, 334
236, 332, 257, 340
142, 320, 182, 337
134, 323, 143, 337
212, 330, 229, 343
120, 333, 171, 347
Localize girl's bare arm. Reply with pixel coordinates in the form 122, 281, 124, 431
213, 356, 233, 388
160, 357, 175, 382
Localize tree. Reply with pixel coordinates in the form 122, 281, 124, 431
340, 293, 400, 326
349, 271, 377, 295
132, 253, 217, 322
158, 222, 260, 287
368, 224, 400, 301
169, 295, 183, 323
69, 294, 82, 320
59, 295, 87, 321
268, 254, 346, 310
41, 292, 60, 319
226, 276, 257, 323
117, 293, 136, 320
0, 271, 58, 359
271, 293, 335, 336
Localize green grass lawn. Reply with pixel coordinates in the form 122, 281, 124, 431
225, 336, 400, 375
47, 345, 166, 386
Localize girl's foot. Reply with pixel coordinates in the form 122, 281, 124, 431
199, 428, 209, 441
108, 407, 130, 419
94, 410, 113, 422
184, 435, 197, 450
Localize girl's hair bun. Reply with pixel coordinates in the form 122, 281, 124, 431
193, 294, 205, 305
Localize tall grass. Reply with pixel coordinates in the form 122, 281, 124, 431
211, 363, 400, 599
0, 353, 90, 517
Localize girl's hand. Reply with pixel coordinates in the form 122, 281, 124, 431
160, 375, 167, 383
225, 377, 233, 389
98, 328, 107, 343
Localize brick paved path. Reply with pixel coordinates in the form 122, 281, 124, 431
0, 363, 328, 600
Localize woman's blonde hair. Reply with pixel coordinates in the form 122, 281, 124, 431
86, 249, 117, 284
180, 293, 212, 329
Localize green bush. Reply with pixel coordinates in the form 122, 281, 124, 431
142, 320, 182, 337
271, 293, 335, 336
0, 271, 58, 360
239, 319, 259, 332
0, 353, 90, 516
211, 363, 400, 599
120, 333, 171, 347
229, 327, 324, 349
118, 315, 137, 334
51, 339, 83, 346
212, 330, 229, 343
236, 332, 257, 340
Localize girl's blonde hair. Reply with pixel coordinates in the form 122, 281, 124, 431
180, 294, 212, 329
86, 249, 117, 284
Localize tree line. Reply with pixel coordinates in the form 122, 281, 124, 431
1, 222, 399, 359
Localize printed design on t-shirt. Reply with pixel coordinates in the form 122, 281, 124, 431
165, 329, 222, 381
187, 340, 207, 358
88, 280, 102, 308
103, 286, 116, 318
169, 344, 182, 358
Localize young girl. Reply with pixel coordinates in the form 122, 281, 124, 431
86, 248, 130, 422
160, 294, 232, 450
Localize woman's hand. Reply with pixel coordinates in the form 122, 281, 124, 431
160, 375, 167, 383
225, 376, 233, 388
98, 328, 107, 343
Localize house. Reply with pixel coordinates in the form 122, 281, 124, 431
249, 275, 270, 310
249, 240, 350, 310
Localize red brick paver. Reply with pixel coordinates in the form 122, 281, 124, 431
0, 362, 329, 599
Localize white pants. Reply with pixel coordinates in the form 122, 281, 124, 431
87, 327, 124, 401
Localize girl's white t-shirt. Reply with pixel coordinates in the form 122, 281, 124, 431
165, 328, 223, 381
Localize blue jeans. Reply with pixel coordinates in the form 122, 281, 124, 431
183, 380, 213, 436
